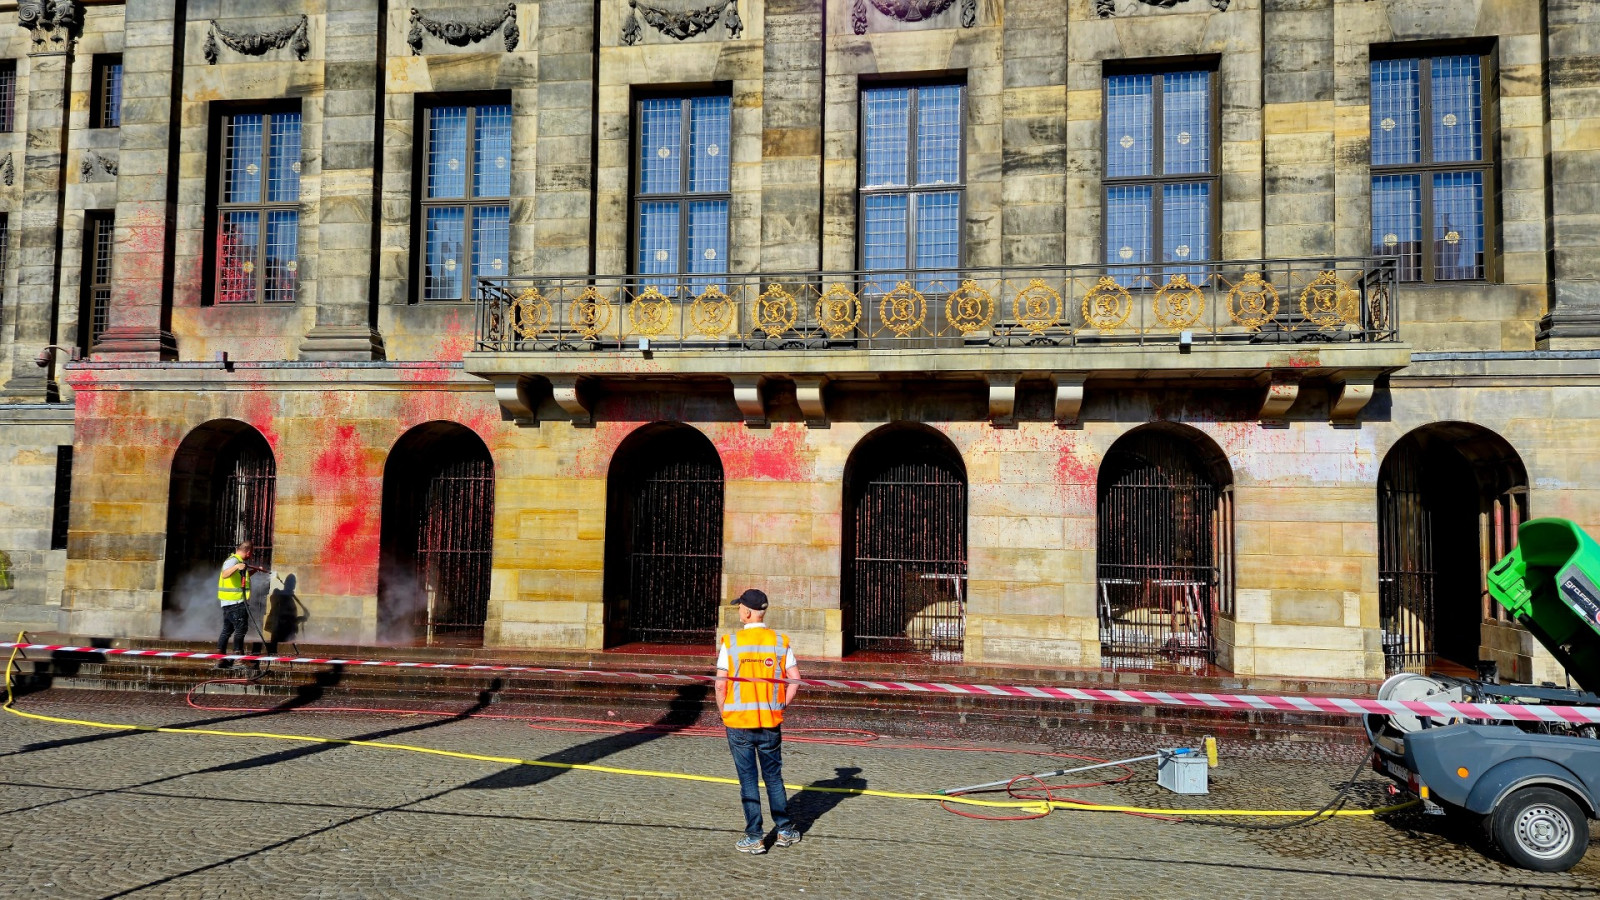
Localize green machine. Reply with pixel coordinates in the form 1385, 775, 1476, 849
1488, 517, 1600, 694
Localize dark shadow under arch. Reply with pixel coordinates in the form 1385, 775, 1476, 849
1378, 421, 1528, 674
1096, 423, 1234, 671
161, 420, 276, 638
842, 423, 968, 658
378, 422, 496, 646
603, 423, 725, 647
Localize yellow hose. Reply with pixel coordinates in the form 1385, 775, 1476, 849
3, 637, 1416, 820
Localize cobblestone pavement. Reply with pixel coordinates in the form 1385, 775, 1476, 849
1, 688, 1597, 899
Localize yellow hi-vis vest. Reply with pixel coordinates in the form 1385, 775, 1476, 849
218, 556, 248, 605
720, 626, 790, 729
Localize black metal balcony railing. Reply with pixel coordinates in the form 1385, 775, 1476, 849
474, 258, 1398, 353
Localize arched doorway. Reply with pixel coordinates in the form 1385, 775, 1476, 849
1097, 425, 1233, 670
162, 420, 276, 637
378, 423, 496, 646
842, 425, 968, 659
1378, 423, 1527, 674
603, 423, 725, 646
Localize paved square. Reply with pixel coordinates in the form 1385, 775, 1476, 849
1, 689, 1596, 899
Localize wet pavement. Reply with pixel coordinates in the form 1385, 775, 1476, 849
1, 688, 1596, 899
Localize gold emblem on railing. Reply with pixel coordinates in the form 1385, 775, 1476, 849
1013, 279, 1063, 335
629, 286, 675, 338
945, 280, 994, 335
815, 284, 862, 339
879, 281, 927, 338
690, 284, 736, 339
1299, 270, 1359, 330
1153, 273, 1206, 330
755, 283, 798, 338
570, 286, 614, 341
513, 287, 552, 339
1367, 282, 1390, 333
1080, 276, 1132, 332
1225, 272, 1279, 331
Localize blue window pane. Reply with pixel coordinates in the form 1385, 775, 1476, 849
267, 114, 301, 203
473, 105, 513, 198
1371, 173, 1421, 282
916, 84, 962, 187
637, 200, 680, 287
263, 210, 298, 303
1106, 185, 1152, 283
687, 199, 728, 278
1163, 71, 1210, 175
914, 191, 960, 290
639, 99, 681, 195
472, 205, 510, 288
862, 193, 908, 280
424, 207, 465, 300
217, 210, 259, 303
1431, 55, 1482, 163
1434, 171, 1485, 281
1106, 74, 1153, 178
689, 95, 731, 193
225, 114, 263, 204
1370, 59, 1421, 166
1162, 182, 1210, 282
863, 87, 910, 188
427, 107, 468, 200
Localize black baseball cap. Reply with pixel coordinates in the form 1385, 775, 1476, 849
735, 589, 769, 611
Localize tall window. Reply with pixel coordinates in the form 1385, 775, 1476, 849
1370, 53, 1491, 281
859, 83, 963, 290
93, 55, 123, 128
634, 94, 730, 289
420, 102, 511, 302
82, 212, 113, 351
214, 109, 301, 304
0, 61, 15, 133
1103, 69, 1216, 281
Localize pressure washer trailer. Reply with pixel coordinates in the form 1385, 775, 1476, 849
1156, 748, 1209, 795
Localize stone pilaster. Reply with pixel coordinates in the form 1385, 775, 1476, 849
1538, 0, 1600, 347
94, 0, 179, 362
533, 0, 595, 275
999, 0, 1067, 266
300, 0, 385, 361
3, 0, 80, 400
1261, 0, 1336, 258
760, 0, 823, 271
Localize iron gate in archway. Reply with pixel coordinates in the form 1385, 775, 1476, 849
846, 438, 967, 657
615, 431, 725, 644
1378, 437, 1437, 673
1097, 432, 1223, 667
203, 445, 277, 571
407, 455, 496, 640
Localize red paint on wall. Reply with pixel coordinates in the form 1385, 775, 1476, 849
572, 420, 645, 479
713, 423, 812, 482
308, 423, 381, 596
239, 386, 281, 452
433, 310, 473, 362
1054, 437, 1099, 513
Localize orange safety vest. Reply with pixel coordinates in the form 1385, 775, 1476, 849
720, 626, 790, 729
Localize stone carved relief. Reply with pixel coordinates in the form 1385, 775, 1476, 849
620, 0, 742, 45
407, 4, 520, 55
851, 0, 976, 35
1, 153, 13, 187
80, 150, 117, 182
17, 0, 83, 50
1095, 0, 1229, 16
204, 15, 311, 64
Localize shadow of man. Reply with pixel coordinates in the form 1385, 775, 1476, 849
786, 765, 867, 835
265, 574, 307, 652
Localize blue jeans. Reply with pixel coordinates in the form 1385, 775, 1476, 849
726, 726, 791, 838
218, 602, 249, 654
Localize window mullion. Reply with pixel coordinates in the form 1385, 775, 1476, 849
679, 99, 692, 277
258, 114, 271, 304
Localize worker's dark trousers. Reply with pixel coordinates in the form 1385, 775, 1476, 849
218, 602, 249, 654
726, 726, 792, 838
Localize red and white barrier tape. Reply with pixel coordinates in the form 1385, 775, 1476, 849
6, 641, 1599, 726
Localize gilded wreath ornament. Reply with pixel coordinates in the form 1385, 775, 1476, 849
815, 284, 863, 339
1012, 279, 1064, 335
628, 285, 676, 338
1153, 273, 1206, 330
1298, 270, 1360, 330
1080, 276, 1134, 332
1225, 271, 1279, 331
944, 280, 994, 335
690, 284, 737, 338
512, 287, 553, 339
569, 286, 614, 341
878, 282, 928, 338
755, 283, 798, 338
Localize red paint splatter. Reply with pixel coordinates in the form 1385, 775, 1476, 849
573, 420, 645, 479
239, 385, 281, 452
712, 423, 812, 482
434, 310, 472, 362
1054, 438, 1098, 513
309, 423, 381, 596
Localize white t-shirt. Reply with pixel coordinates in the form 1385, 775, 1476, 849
716, 622, 797, 671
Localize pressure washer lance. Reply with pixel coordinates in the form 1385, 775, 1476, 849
937, 736, 1219, 797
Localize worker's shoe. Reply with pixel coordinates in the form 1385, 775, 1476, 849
774, 829, 801, 848
735, 836, 767, 854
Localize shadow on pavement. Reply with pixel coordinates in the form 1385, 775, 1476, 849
787, 765, 867, 835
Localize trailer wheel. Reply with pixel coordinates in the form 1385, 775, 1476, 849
1491, 787, 1590, 872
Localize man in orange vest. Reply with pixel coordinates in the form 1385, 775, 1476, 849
716, 588, 801, 854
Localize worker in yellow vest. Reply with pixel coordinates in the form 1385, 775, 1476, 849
716, 588, 801, 854
215, 540, 254, 668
